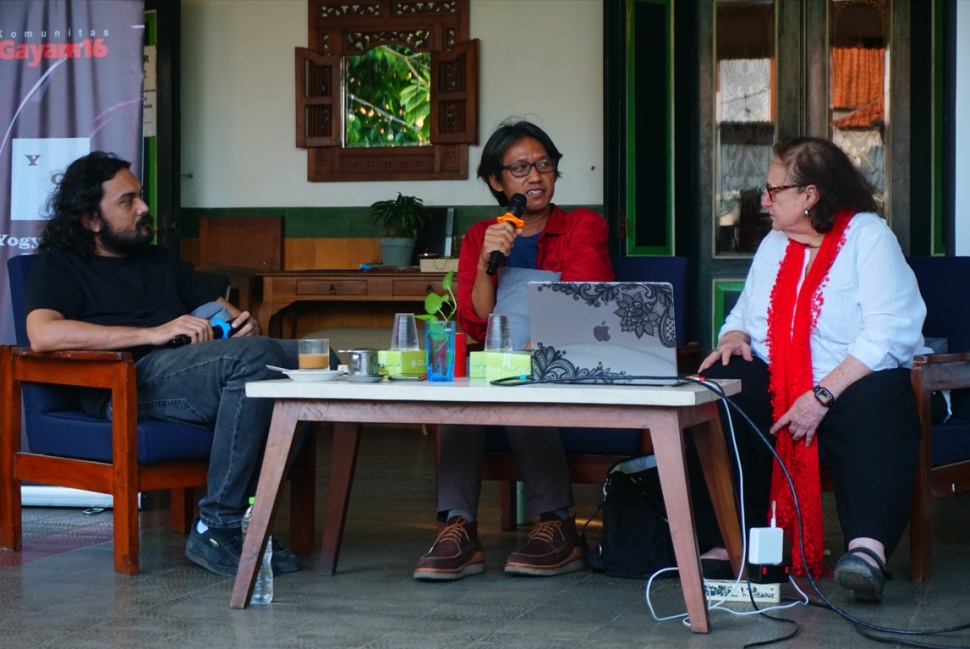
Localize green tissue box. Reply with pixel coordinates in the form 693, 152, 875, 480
469, 351, 532, 381
378, 350, 427, 376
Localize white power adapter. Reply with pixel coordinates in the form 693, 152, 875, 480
748, 501, 784, 565
748, 526, 784, 565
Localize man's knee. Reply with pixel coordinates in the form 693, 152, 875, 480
224, 337, 289, 379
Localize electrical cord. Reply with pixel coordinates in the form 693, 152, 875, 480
491, 373, 970, 648
493, 372, 806, 646
703, 377, 970, 648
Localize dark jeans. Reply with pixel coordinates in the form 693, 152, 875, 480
134, 337, 299, 529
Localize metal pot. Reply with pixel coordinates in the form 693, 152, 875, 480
347, 348, 380, 377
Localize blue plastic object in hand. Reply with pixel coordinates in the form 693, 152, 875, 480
211, 316, 236, 339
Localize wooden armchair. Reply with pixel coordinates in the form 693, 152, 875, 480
900, 256, 970, 581
1, 254, 315, 574
908, 353, 970, 581
1, 345, 211, 573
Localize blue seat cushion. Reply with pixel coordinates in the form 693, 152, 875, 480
25, 409, 214, 464
930, 418, 970, 466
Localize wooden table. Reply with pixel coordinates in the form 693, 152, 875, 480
255, 269, 450, 338
231, 377, 743, 633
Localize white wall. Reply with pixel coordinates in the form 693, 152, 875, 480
180, 0, 604, 209
955, 1, 970, 254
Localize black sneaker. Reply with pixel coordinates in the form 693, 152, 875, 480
271, 538, 300, 574
185, 521, 242, 577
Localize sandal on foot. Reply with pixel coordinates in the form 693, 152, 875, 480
833, 547, 892, 602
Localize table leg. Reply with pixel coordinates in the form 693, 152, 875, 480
320, 421, 362, 576
692, 415, 744, 575
650, 409, 710, 633
230, 402, 301, 609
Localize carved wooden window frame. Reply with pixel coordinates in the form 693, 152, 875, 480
296, 0, 478, 182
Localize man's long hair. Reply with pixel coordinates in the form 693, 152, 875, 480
39, 151, 132, 259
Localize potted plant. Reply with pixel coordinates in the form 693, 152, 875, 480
416, 270, 458, 381
370, 192, 432, 267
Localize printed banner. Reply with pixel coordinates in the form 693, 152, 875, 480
0, 0, 144, 343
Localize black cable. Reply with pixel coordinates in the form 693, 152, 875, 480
490, 373, 970, 647
492, 374, 802, 646
705, 379, 970, 648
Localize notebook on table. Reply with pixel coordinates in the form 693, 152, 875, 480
527, 281, 681, 385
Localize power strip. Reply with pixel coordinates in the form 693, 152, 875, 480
704, 579, 781, 604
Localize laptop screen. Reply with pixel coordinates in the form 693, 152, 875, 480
527, 281, 680, 384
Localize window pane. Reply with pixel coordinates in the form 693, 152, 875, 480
829, 0, 889, 215
714, 0, 775, 255
344, 45, 431, 148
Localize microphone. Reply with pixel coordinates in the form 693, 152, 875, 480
485, 193, 527, 276
167, 317, 240, 348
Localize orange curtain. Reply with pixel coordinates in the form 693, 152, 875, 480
831, 47, 885, 127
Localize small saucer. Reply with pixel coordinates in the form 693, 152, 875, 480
346, 374, 385, 384
282, 369, 342, 382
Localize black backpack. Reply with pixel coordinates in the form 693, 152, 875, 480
582, 454, 678, 579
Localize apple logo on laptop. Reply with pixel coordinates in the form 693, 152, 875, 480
593, 321, 611, 342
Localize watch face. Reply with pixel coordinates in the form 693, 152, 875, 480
813, 385, 834, 407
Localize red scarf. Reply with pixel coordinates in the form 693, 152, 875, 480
765, 210, 852, 578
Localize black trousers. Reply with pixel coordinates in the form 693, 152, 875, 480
691, 357, 920, 558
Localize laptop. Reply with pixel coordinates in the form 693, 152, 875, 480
527, 281, 681, 385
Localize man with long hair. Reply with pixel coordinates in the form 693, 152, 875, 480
26, 151, 313, 577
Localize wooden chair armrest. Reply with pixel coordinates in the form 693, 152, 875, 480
911, 354, 970, 393
9, 346, 135, 391
13, 348, 129, 362
914, 353, 970, 365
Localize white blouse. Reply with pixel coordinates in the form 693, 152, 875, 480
720, 212, 927, 382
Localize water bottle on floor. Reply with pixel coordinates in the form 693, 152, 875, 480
241, 496, 274, 605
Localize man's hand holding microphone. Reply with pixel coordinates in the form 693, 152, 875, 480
484, 193, 527, 276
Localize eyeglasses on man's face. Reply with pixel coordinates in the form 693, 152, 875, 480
764, 183, 805, 199
500, 158, 556, 178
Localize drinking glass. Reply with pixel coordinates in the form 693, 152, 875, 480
425, 321, 456, 382
298, 338, 330, 369
484, 313, 512, 352
390, 313, 420, 350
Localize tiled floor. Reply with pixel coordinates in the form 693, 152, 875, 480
2, 425, 969, 649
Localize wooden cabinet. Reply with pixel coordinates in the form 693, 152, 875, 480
255, 270, 450, 338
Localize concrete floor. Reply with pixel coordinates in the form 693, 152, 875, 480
2, 425, 969, 649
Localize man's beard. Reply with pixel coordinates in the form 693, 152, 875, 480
98, 213, 155, 255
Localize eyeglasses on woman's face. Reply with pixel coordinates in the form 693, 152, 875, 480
764, 183, 805, 200
500, 158, 556, 178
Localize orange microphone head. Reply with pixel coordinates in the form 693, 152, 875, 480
495, 192, 527, 228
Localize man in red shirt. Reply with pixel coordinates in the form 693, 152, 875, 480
414, 120, 614, 581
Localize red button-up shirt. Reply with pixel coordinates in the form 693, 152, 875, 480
456, 205, 614, 343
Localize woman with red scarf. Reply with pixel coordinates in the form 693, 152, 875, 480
696, 137, 925, 602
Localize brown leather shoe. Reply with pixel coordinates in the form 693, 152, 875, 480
414, 516, 486, 581
504, 514, 586, 577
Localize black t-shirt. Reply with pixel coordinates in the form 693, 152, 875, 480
26, 246, 217, 357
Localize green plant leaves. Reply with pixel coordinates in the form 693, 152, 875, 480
417, 270, 456, 322
370, 192, 431, 238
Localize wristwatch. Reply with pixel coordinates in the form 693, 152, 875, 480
812, 384, 836, 408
